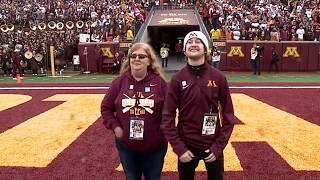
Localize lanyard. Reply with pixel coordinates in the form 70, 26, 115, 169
193, 76, 219, 114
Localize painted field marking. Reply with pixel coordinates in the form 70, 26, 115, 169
0, 93, 319, 171
0, 86, 320, 90
0, 94, 104, 167
0, 87, 109, 90
0, 94, 31, 111
231, 93, 320, 171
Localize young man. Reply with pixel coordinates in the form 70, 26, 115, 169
161, 31, 235, 180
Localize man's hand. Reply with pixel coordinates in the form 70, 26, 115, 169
204, 149, 216, 162
179, 150, 194, 163
114, 126, 123, 139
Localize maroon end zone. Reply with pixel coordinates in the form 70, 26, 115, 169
0, 83, 319, 180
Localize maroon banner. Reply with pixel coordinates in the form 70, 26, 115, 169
306, 43, 320, 71
149, 9, 198, 27
223, 41, 320, 71
225, 42, 248, 71
281, 42, 301, 71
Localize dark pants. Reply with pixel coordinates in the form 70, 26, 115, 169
12, 65, 23, 78
178, 146, 224, 180
116, 140, 167, 180
250, 59, 260, 75
176, 52, 183, 61
161, 58, 168, 67
1, 62, 9, 75
269, 60, 279, 72
212, 61, 220, 69
30, 59, 39, 75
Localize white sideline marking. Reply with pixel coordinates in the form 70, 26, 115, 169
230, 86, 320, 89
0, 86, 319, 90
0, 87, 109, 90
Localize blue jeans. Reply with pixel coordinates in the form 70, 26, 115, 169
116, 140, 167, 180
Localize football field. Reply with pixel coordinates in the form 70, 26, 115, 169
0, 83, 319, 180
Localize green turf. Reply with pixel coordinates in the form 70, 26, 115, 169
226, 72, 320, 83
0, 71, 319, 84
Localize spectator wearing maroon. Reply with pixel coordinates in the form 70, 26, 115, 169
201, 3, 210, 26
280, 26, 290, 41
162, 31, 235, 180
175, 39, 183, 62
313, 22, 320, 41
11, 50, 23, 79
101, 43, 167, 180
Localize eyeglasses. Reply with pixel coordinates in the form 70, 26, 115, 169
129, 54, 148, 59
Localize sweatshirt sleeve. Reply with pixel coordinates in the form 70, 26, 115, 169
210, 76, 235, 157
161, 77, 188, 157
101, 79, 121, 131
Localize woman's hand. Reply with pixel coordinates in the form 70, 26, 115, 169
114, 126, 123, 139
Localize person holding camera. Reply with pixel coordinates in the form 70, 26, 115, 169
250, 43, 263, 75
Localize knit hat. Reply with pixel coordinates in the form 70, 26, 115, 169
183, 31, 209, 53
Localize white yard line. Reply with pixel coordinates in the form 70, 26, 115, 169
0, 87, 109, 90
0, 86, 320, 90
229, 86, 320, 89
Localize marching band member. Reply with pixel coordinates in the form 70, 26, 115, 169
11, 50, 23, 79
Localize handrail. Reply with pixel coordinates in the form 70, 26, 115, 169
193, 6, 211, 48
134, 6, 155, 43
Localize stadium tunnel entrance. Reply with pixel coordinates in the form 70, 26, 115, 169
148, 26, 199, 54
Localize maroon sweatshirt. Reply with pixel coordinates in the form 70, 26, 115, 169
101, 72, 167, 152
161, 63, 235, 158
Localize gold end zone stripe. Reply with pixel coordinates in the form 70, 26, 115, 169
231, 93, 320, 171
0, 94, 31, 112
118, 93, 320, 171
0, 93, 319, 171
0, 94, 104, 167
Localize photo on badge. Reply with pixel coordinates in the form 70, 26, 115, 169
202, 113, 217, 135
129, 118, 144, 140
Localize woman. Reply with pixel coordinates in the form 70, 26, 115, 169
101, 43, 167, 180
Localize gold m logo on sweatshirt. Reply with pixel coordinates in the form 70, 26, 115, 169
207, 80, 217, 87
227, 46, 244, 57
283, 47, 300, 58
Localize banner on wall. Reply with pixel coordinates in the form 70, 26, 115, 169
79, 34, 90, 43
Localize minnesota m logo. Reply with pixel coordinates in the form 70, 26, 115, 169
283, 47, 300, 58
188, 32, 198, 39
101, 48, 114, 58
207, 80, 217, 87
227, 46, 244, 57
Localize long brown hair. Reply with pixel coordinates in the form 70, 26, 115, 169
120, 43, 165, 79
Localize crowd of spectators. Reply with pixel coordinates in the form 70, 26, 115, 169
0, 0, 150, 65
0, 0, 319, 63
203, 0, 320, 41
